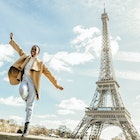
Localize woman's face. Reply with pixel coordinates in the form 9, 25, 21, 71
30, 46, 39, 57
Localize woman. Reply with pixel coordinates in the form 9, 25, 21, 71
8, 33, 63, 137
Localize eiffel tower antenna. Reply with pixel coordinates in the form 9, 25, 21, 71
71, 8, 140, 140
104, 2, 106, 13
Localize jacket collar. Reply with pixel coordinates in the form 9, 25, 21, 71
19, 55, 31, 70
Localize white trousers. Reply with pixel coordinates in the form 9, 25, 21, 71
19, 75, 36, 123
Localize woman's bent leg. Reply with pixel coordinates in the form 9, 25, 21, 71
19, 80, 29, 101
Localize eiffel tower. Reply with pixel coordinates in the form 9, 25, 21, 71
72, 8, 140, 140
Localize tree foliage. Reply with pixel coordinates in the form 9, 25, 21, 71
0, 119, 71, 138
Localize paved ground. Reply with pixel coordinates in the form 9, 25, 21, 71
0, 132, 76, 140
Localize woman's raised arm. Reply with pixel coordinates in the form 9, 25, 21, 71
9, 33, 25, 56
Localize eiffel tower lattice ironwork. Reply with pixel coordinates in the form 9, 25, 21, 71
72, 9, 140, 140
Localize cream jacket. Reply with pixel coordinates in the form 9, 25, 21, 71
9, 40, 59, 100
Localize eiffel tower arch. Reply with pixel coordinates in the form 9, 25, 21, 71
71, 8, 140, 140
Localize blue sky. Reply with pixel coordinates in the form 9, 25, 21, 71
0, 0, 140, 139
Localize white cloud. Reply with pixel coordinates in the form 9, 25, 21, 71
133, 102, 140, 107
43, 25, 120, 72
71, 25, 100, 51
0, 62, 3, 67
111, 36, 120, 56
62, 52, 94, 65
67, 79, 74, 82
81, 69, 99, 77
39, 119, 79, 130
71, 25, 101, 56
0, 44, 15, 67
39, 119, 62, 129
60, 119, 80, 131
78, 68, 140, 81
34, 114, 57, 119
9, 115, 24, 122
58, 97, 87, 111
72, 25, 120, 56
101, 126, 123, 140
116, 70, 140, 81
0, 70, 7, 76
3, 77, 9, 82
43, 52, 72, 72
43, 51, 94, 72
42, 26, 99, 72
42, 52, 53, 63
136, 95, 140, 100
57, 109, 75, 115
0, 96, 24, 106
115, 51, 140, 62
133, 95, 140, 107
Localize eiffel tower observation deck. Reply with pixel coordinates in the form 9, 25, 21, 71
71, 8, 140, 140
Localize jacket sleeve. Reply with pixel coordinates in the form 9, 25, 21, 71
9, 40, 25, 56
42, 64, 59, 88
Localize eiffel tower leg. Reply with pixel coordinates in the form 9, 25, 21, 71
125, 121, 140, 140
120, 124, 131, 140
89, 122, 103, 140
120, 120, 140, 140
79, 120, 93, 139
72, 115, 89, 139
75, 119, 102, 139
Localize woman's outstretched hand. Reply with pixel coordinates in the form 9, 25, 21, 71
10, 33, 13, 40
57, 85, 64, 90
